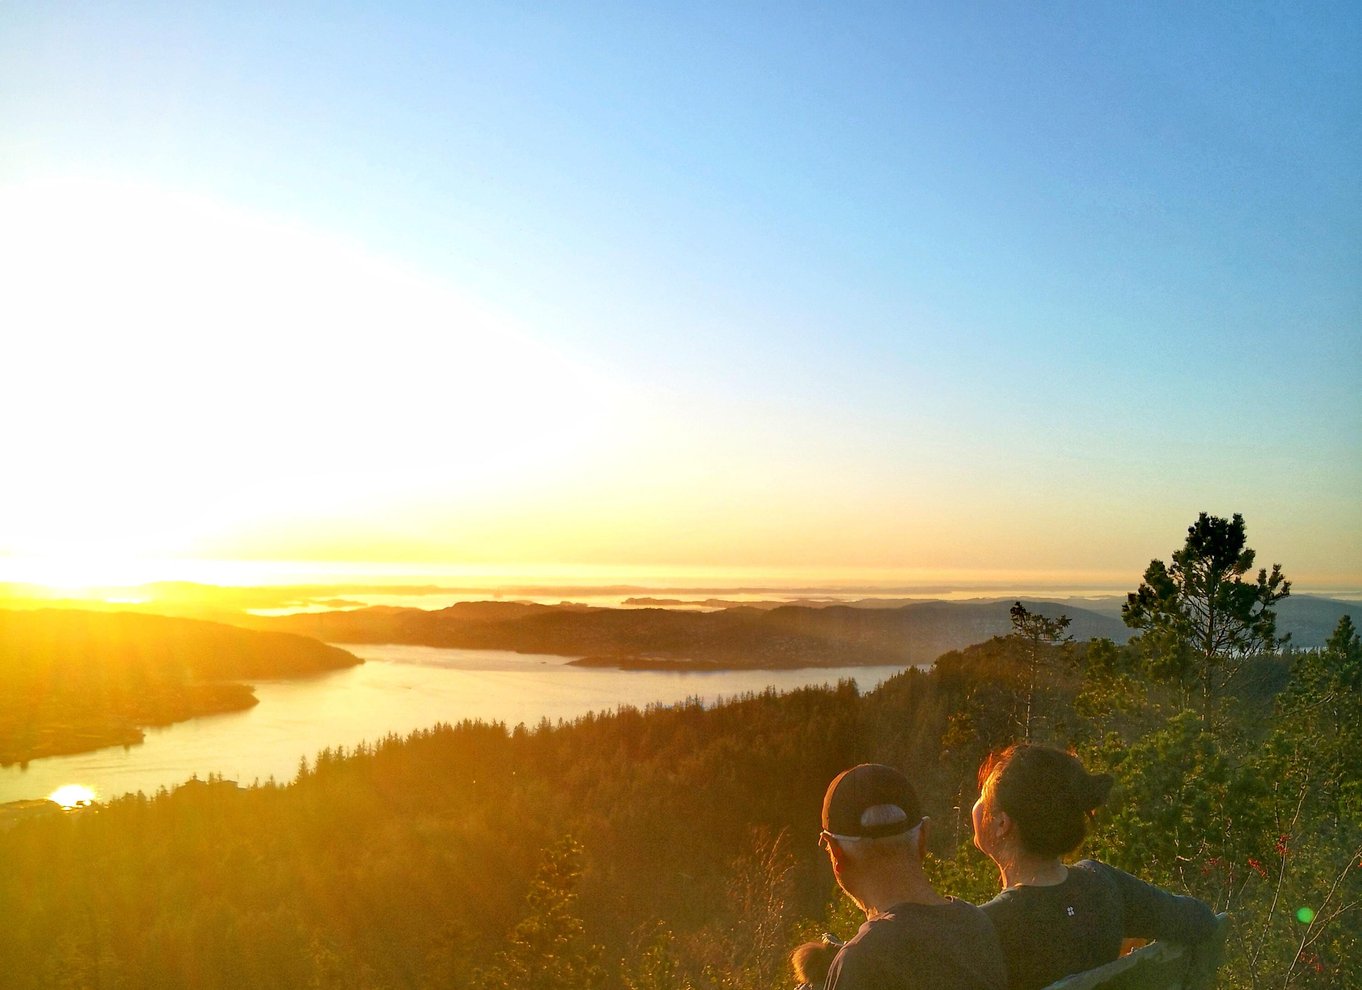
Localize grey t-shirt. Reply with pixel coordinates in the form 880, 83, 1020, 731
980, 859, 1215, 990
825, 897, 1007, 990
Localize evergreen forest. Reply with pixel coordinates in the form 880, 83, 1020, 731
1, 515, 1358, 989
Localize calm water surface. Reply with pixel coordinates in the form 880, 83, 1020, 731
0, 644, 910, 804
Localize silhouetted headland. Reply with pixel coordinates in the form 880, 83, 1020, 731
246, 599, 1129, 668
240, 594, 1354, 670
0, 609, 360, 765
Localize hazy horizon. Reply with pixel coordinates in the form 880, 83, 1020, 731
3, 557, 1359, 611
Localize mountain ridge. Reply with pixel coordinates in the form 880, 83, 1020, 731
239, 594, 1356, 668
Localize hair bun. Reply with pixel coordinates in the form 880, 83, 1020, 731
982, 744, 1111, 856
1081, 771, 1114, 812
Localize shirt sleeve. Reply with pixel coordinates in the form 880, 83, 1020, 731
1083, 860, 1216, 944
824, 945, 876, 990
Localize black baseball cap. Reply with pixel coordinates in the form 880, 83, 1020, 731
821, 763, 924, 838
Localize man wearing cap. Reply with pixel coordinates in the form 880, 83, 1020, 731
819, 763, 1006, 990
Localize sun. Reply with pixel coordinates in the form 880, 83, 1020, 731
0, 553, 170, 602
49, 784, 98, 809
0, 176, 624, 576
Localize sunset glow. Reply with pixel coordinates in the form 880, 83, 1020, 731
1, 5, 1358, 598
1, 11, 1357, 990
48, 785, 97, 810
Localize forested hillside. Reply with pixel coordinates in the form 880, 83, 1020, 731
0, 610, 361, 765
2, 611, 1357, 989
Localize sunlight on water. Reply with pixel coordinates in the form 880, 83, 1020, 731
49, 784, 97, 808
0, 648, 909, 805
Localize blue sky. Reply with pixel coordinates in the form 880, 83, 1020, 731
1, 3, 1358, 590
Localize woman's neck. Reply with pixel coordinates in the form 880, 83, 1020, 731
999, 852, 1067, 890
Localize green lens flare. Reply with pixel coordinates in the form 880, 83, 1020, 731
1296, 907, 1315, 924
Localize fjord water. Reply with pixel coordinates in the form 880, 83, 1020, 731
0, 644, 909, 804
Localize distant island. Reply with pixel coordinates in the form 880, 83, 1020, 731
0, 609, 361, 766
243, 598, 1119, 669
240, 594, 1355, 670
568, 654, 725, 671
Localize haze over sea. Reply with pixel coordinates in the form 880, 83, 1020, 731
9, 557, 1358, 614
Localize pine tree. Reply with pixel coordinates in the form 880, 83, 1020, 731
480, 837, 605, 990
1123, 512, 1290, 726
1007, 601, 1072, 741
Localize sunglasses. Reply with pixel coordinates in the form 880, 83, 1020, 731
817, 830, 843, 849
818, 818, 925, 848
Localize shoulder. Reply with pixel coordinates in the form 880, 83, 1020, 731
827, 901, 1004, 990
825, 918, 900, 989
979, 886, 1019, 920
1072, 859, 1122, 881
1067, 860, 1134, 898
980, 880, 1052, 923
906, 897, 999, 938
936, 896, 995, 921
982, 864, 1123, 928
1072, 859, 1170, 900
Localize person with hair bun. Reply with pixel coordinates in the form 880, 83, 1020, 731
972, 744, 1215, 990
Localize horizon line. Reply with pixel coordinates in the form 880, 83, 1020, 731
1, 555, 1358, 600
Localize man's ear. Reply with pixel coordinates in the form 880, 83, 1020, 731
917, 817, 931, 858
827, 838, 848, 875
